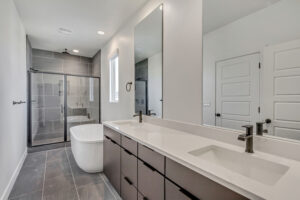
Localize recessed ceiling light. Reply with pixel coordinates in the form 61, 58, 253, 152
97, 30, 105, 35
73, 49, 79, 53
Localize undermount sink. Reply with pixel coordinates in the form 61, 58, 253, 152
113, 121, 139, 126
189, 145, 289, 185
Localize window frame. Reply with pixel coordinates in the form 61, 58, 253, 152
109, 52, 119, 103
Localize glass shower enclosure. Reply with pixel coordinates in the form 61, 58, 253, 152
29, 71, 100, 146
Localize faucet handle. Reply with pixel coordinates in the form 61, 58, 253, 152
242, 125, 253, 135
242, 125, 253, 129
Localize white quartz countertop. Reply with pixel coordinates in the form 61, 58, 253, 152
103, 120, 300, 200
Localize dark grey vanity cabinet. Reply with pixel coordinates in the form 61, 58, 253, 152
138, 144, 165, 174
165, 179, 191, 200
166, 158, 249, 200
121, 175, 138, 200
103, 128, 121, 194
121, 147, 138, 187
138, 159, 164, 200
103, 126, 248, 200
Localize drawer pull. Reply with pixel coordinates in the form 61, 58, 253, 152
124, 176, 133, 185
143, 161, 156, 172
124, 148, 133, 156
179, 188, 200, 200
111, 139, 117, 144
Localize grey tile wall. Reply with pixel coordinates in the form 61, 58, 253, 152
135, 59, 148, 81
92, 50, 101, 77
32, 49, 93, 76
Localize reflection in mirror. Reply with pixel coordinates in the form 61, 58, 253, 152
202, 0, 300, 141
134, 5, 163, 118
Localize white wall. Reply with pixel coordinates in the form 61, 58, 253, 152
0, 0, 27, 199
203, 0, 300, 125
148, 52, 162, 117
101, 0, 203, 124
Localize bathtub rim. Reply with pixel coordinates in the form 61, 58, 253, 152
70, 124, 103, 144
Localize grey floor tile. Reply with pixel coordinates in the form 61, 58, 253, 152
8, 190, 42, 200
23, 151, 46, 168
71, 165, 103, 187
65, 147, 77, 166
45, 159, 72, 179
9, 166, 44, 198
43, 187, 78, 200
43, 174, 75, 196
28, 143, 67, 153
77, 182, 115, 200
101, 174, 122, 200
46, 148, 68, 162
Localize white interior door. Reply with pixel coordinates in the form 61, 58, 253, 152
216, 54, 260, 130
263, 39, 300, 140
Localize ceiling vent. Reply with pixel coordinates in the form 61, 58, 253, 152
58, 27, 72, 35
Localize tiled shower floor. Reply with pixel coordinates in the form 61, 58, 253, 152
8, 147, 121, 200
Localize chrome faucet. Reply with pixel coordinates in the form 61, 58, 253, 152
133, 110, 142, 123
238, 125, 254, 153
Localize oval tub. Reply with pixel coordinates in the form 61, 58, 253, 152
70, 124, 103, 173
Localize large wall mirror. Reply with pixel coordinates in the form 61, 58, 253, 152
202, 0, 300, 141
134, 5, 163, 118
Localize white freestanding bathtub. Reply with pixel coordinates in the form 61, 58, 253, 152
70, 124, 103, 173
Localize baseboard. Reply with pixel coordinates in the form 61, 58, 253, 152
0, 149, 27, 200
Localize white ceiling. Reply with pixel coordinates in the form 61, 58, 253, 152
13, 0, 149, 57
203, 0, 281, 34
134, 6, 162, 63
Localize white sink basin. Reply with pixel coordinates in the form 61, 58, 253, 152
113, 121, 139, 126
189, 145, 289, 185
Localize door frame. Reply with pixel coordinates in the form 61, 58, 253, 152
27, 70, 101, 147
214, 52, 262, 127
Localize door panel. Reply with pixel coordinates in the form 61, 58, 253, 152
263, 39, 300, 139
121, 175, 137, 200
216, 54, 260, 130
165, 180, 190, 200
138, 160, 164, 200
103, 135, 121, 193
31, 73, 65, 146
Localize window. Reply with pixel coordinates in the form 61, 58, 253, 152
109, 54, 119, 103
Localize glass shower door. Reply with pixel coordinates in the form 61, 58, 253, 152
31, 72, 65, 146
66, 76, 100, 141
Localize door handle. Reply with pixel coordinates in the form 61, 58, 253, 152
143, 161, 156, 172
124, 148, 133, 156
215, 113, 221, 117
124, 177, 133, 185
179, 188, 200, 200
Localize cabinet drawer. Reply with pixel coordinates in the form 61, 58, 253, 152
121, 147, 137, 187
104, 126, 121, 145
122, 135, 137, 156
138, 144, 165, 174
138, 160, 164, 200
166, 158, 248, 200
138, 192, 144, 200
166, 179, 193, 200
121, 175, 137, 200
